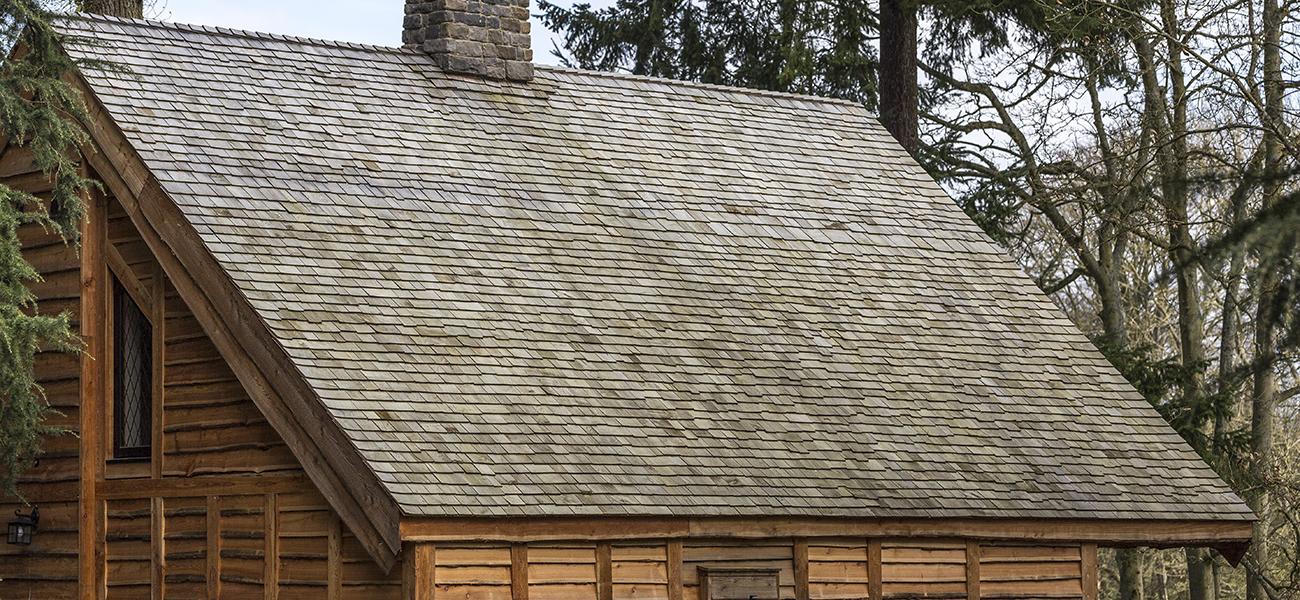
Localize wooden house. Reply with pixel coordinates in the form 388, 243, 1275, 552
1, 4, 1255, 599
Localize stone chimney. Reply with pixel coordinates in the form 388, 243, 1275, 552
404, 0, 533, 82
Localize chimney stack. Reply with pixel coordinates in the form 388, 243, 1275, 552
404, 0, 534, 82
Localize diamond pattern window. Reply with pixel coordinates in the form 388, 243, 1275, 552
113, 276, 151, 459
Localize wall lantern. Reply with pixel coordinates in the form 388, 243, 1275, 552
7, 506, 38, 545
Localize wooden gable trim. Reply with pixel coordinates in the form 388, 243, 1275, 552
70, 74, 402, 572
398, 515, 1254, 561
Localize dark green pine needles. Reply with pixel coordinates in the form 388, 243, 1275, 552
0, 0, 99, 499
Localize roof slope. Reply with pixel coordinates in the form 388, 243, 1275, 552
64, 16, 1252, 522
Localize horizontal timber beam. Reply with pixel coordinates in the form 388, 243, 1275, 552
398, 516, 1254, 549
98, 475, 314, 500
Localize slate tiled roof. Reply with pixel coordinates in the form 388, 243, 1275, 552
63, 16, 1253, 521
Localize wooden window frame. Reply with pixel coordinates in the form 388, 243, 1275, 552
103, 238, 163, 479
110, 273, 152, 461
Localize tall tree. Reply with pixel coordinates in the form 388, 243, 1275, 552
0, 0, 97, 497
538, 0, 879, 105
1248, 0, 1284, 596
878, 0, 917, 152
80, 0, 141, 18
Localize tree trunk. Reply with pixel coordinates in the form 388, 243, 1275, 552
1248, 0, 1282, 597
82, 0, 143, 18
1187, 549, 1213, 600
1154, 3, 1216, 597
1120, 549, 1143, 600
878, 0, 917, 154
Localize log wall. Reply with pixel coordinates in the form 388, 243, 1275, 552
403, 539, 1098, 600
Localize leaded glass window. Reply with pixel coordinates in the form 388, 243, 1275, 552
113, 276, 151, 459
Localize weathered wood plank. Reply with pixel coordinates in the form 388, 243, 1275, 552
667, 541, 683, 600
1081, 543, 1097, 600
152, 266, 165, 479
106, 240, 154, 320
597, 542, 612, 600
152, 497, 166, 600
208, 495, 221, 600
265, 493, 278, 600
397, 518, 1253, 548
512, 543, 529, 600
79, 183, 105, 600
866, 540, 881, 600
795, 539, 809, 600
328, 515, 342, 600
964, 541, 977, 600
98, 475, 313, 500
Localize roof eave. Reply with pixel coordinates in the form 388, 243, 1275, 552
399, 514, 1255, 554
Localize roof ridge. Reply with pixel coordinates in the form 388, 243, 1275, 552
65, 12, 415, 54
70, 13, 865, 110
536, 64, 863, 108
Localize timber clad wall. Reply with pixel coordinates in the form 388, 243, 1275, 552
403, 539, 1096, 600
0, 145, 83, 600
0, 157, 403, 599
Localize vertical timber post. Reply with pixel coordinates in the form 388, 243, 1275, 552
597, 541, 613, 600
511, 543, 529, 600
151, 264, 165, 479
667, 540, 683, 600
328, 515, 342, 600
965, 540, 979, 600
79, 182, 107, 600
1082, 543, 1099, 600
867, 539, 882, 600
794, 539, 809, 600
405, 543, 435, 600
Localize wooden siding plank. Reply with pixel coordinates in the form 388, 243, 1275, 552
98, 475, 313, 500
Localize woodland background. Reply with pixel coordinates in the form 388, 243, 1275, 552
537, 1, 1299, 599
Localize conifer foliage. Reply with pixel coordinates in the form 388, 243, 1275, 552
538, 0, 879, 106
0, 0, 96, 498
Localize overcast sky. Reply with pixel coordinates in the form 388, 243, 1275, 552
156, 0, 607, 66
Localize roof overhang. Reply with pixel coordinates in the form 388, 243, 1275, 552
400, 515, 1255, 565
